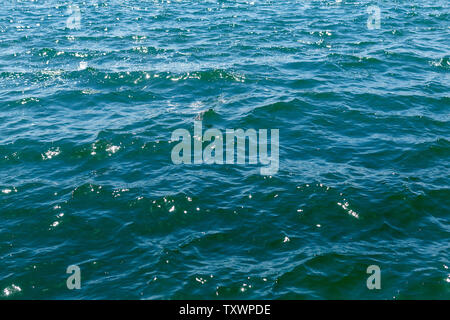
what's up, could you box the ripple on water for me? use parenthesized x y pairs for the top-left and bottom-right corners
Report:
(0, 0), (449, 299)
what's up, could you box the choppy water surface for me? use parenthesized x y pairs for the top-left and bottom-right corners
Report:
(0, 0), (449, 299)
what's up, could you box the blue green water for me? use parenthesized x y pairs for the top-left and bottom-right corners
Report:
(0, 0), (449, 299)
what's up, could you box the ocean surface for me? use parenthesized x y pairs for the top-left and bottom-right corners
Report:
(0, 0), (449, 299)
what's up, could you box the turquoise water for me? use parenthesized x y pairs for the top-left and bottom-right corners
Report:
(0, 0), (449, 299)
